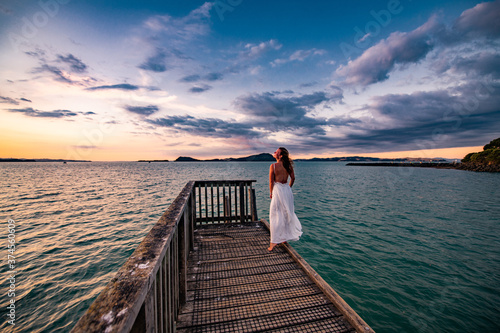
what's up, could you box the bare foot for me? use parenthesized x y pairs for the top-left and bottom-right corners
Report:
(268, 243), (277, 251)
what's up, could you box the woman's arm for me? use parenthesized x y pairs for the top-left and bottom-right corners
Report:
(269, 164), (274, 198)
(289, 166), (295, 187)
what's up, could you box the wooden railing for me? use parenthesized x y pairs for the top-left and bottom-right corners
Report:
(194, 180), (257, 224)
(71, 180), (257, 333)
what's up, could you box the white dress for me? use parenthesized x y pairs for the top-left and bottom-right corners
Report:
(269, 173), (303, 244)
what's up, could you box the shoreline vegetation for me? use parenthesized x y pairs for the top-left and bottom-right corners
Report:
(348, 137), (500, 173)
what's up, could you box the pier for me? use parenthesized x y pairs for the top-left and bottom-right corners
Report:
(71, 180), (374, 332)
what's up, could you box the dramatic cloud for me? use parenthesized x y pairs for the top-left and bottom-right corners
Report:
(322, 81), (500, 152)
(336, 16), (441, 85)
(337, 110), (500, 152)
(57, 54), (88, 73)
(453, 0), (500, 38)
(445, 52), (500, 78)
(123, 105), (159, 116)
(86, 83), (140, 91)
(146, 115), (260, 138)
(234, 91), (338, 118)
(233, 90), (346, 135)
(336, 2), (500, 86)
(143, 89), (354, 140)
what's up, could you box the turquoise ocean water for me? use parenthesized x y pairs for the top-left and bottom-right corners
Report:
(0, 161), (499, 332)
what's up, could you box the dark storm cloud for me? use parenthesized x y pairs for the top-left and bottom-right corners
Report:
(123, 105), (159, 115)
(309, 81), (500, 153)
(338, 109), (500, 152)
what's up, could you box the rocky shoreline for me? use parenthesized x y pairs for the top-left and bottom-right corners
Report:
(346, 162), (500, 173)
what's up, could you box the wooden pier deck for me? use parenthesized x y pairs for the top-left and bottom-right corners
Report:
(71, 180), (373, 333)
(177, 222), (359, 332)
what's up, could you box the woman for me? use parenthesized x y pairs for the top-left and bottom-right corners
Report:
(268, 147), (303, 251)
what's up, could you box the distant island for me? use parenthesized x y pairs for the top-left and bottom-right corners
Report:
(0, 158), (91, 162)
(138, 159), (169, 162)
(347, 137), (500, 173)
(165, 154), (448, 163)
(174, 153), (276, 162)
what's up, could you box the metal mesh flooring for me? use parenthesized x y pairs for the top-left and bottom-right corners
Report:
(176, 222), (356, 333)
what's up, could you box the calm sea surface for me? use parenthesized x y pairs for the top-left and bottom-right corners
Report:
(0, 161), (499, 332)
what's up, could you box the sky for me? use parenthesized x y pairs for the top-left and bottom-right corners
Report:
(0, 0), (499, 161)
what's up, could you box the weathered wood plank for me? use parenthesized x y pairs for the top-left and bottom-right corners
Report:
(177, 304), (350, 333)
(178, 222), (373, 333)
(261, 219), (375, 333)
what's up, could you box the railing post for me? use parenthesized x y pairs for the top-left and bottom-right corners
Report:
(224, 195), (230, 223)
(197, 184), (202, 225)
(144, 283), (155, 333)
(178, 210), (188, 305)
(189, 189), (195, 248)
(239, 182), (245, 223)
(249, 187), (258, 221)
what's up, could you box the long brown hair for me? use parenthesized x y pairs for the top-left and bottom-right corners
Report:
(279, 147), (294, 174)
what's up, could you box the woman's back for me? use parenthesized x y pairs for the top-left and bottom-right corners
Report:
(273, 162), (290, 184)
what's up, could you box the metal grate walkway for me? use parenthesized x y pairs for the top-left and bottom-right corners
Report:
(176, 222), (356, 332)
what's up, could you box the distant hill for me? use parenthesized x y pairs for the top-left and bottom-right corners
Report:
(175, 156), (200, 162)
(228, 153), (275, 161)
(173, 153), (448, 163)
(175, 153), (274, 162)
